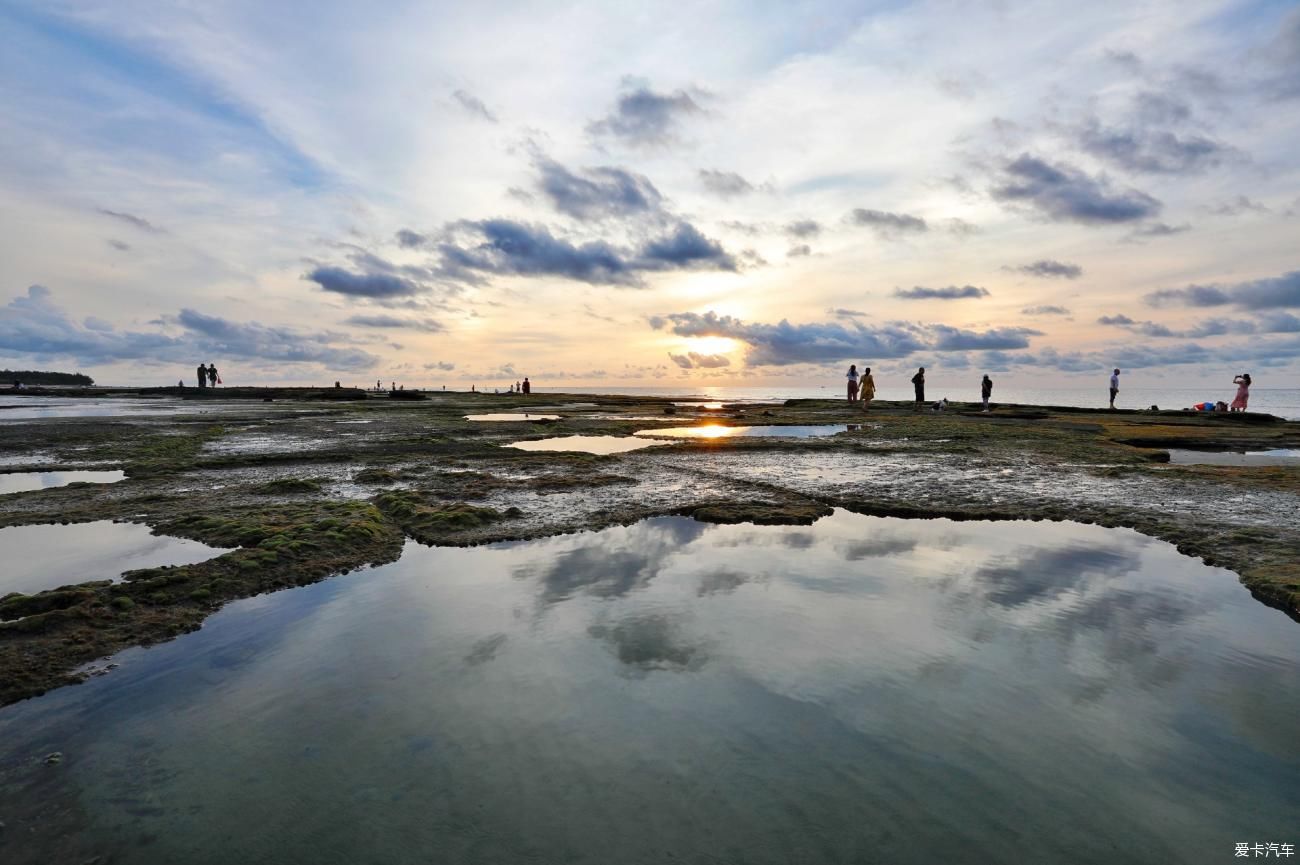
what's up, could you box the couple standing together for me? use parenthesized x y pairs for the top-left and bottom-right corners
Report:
(845, 364), (875, 408)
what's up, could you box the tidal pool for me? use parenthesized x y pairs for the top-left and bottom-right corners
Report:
(465, 413), (563, 421)
(0, 470), (126, 496)
(635, 423), (853, 439)
(0, 521), (224, 597)
(0, 512), (1296, 864)
(506, 435), (669, 454)
(1167, 448), (1300, 466)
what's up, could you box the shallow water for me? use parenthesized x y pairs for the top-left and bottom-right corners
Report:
(506, 435), (669, 454)
(635, 423), (852, 439)
(0, 512), (1295, 864)
(1167, 448), (1300, 466)
(465, 413), (563, 421)
(0, 521), (225, 597)
(0, 470), (125, 495)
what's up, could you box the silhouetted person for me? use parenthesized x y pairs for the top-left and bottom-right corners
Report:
(522, 377), (531, 394)
(981, 374), (993, 412)
(208, 364), (219, 387)
(911, 367), (925, 405)
(1109, 368), (1121, 409)
(196, 363), (208, 389)
(846, 364), (859, 402)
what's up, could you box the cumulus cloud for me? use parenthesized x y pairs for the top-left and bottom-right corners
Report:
(395, 229), (429, 248)
(1022, 305), (1071, 315)
(304, 265), (426, 299)
(991, 154), (1161, 224)
(894, 285), (990, 300)
(1009, 259), (1083, 279)
(784, 220), (821, 238)
(536, 158), (664, 220)
(649, 310), (1037, 366)
(1143, 269), (1300, 310)
(787, 244), (812, 258)
(668, 351), (731, 369)
(435, 219), (735, 287)
(1079, 120), (1233, 175)
(424, 361), (456, 371)
(344, 314), (445, 332)
(0, 285), (377, 370)
(587, 82), (704, 145)
(452, 89), (497, 122)
(848, 208), (928, 239)
(1098, 314), (1136, 325)
(698, 169), (754, 198)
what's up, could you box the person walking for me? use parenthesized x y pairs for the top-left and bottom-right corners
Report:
(981, 374), (993, 412)
(911, 367), (926, 406)
(196, 363), (208, 389)
(1230, 373), (1252, 412)
(1109, 368), (1121, 410)
(208, 364), (220, 388)
(860, 367), (876, 411)
(846, 364), (859, 402)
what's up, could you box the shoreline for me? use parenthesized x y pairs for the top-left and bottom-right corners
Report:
(1, 389), (1298, 707)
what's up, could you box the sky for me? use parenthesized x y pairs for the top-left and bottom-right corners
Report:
(1, 0), (1298, 390)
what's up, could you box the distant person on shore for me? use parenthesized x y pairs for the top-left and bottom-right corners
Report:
(1230, 374), (1252, 412)
(516, 380), (522, 393)
(208, 364), (220, 387)
(981, 374), (993, 412)
(860, 367), (875, 410)
(1108, 368), (1121, 409)
(911, 367), (926, 406)
(196, 363), (208, 389)
(846, 364), (859, 402)
(522, 377), (531, 394)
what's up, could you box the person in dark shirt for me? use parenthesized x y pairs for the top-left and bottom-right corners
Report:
(522, 377), (531, 394)
(911, 367), (925, 406)
(981, 374), (993, 412)
(208, 364), (219, 387)
(196, 363), (208, 388)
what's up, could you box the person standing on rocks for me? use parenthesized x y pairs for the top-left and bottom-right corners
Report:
(981, 374), (993, 412)
(522, 377), (531, 394)
(911, 367), (926, 407)
(208, 364), (220, 387)
(1109, 368), (1121, 410)
(860, 367), (875, 411)
(196, 363), (208, 389)
(1230, 373), (1252, 412)
(846, 364), (859, 402)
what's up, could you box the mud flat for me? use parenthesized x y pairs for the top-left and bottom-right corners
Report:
(0, 388), (1297, 706)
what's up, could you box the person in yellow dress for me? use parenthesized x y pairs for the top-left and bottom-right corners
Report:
(859, 366), (876, 411)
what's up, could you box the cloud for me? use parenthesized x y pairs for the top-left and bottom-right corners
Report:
(1143, 270), (1300, 310)
(827, 308), (867, 317)
(848, 208), (928, 239)
(1098, 314), (1136, 325)
(698, 169), (754, 198)
(536, 157), (663, 220)
(424, 361), (456, 371)
(649, 310), (1037, 366)
(894, 285), (990, 300)
(1021, 305), (1071, 315)
(0, 285), (377, 371)
(1079, 120), (1233, 175)
(436, 219), (735, 287)
(991, 154), (1161, 224)
(395, 229), (428, 248)
(304, 265), (426, 299)
(1124, 221), (1192, 241)
(344, 314), (445, 332)
(787, 244), (812, 258)
(668, 351), (731, 369)
(1009, 259), (1083, 279)
(96, 208), (164, 234)
(784, 220), (821, 239)
(1207, 196), (1269, 216)
(587, 82), (704, 145)
(944, 217), (981, 236)
(452, 89), (497, 122)
(107, 239), (131, 252)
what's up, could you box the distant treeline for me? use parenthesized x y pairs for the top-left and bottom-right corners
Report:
(3, 370), (95, 386)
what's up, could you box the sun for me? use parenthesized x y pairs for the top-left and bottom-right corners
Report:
(684, 336), (736, 355)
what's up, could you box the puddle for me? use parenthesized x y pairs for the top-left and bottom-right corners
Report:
(635, 424), (852, 439)
(0, 521), (225, 597)
(465, 413), (563, 421)
(203, 435), (328, 455)
(0, 397), (255, 421)
(0, 470), (125, 495)
(0, 511), (1295, 864)
(506, 435), (671, 454)
(1167, 448), (1300, 466)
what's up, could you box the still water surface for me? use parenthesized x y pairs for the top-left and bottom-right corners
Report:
(0, 470), (125, 495)
(506, 435), (668, 454)
(0, 512), (1296, 864)
(636, 424), (853, 439)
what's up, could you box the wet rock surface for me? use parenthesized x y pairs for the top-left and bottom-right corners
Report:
(0, 388), (1297, 705)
